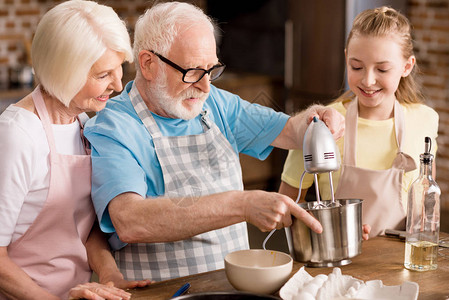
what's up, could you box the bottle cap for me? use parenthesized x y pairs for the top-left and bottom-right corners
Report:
(421, 136), (433, 164)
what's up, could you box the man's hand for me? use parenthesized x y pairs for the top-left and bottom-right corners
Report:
(271, 104), (345, 149)
(305, 105), (345, 140)
(242, 190), (322, 233)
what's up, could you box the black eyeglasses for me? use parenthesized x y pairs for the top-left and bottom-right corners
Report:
(150, 50), (226, 83)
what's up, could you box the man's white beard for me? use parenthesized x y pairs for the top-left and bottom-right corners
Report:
(149, 70), (209, 120)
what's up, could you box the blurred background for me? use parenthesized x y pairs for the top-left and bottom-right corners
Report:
(1, 0), (448, 249)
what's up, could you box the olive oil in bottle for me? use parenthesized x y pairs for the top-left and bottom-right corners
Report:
(404, 240), (438, 270)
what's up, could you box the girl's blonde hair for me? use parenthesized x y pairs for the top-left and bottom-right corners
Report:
(337, 6), (423, 104)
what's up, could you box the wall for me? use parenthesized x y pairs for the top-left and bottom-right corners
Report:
(0, 0), (41, 89)
(408, 0), (449, 213)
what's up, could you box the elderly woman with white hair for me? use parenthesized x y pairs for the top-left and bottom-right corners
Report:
(0, 1), (151, 299)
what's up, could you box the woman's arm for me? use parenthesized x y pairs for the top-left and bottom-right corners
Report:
(0, 246), (135, 300)
(85, 223), (153, 289)
(0, 247), (59, 300)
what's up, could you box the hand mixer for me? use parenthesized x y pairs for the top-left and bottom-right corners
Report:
(303, 116), (340, 208)
(263, 116), (340, 249)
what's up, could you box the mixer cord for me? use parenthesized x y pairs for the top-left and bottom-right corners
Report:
(262, 170), (307, 250)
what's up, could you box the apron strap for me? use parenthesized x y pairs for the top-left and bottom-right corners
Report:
(391, 100), (416, 171)
(343, 98), (414, 170)
(32, 86), (90, 155)
(343, 100), (357, 166)
(393, 100), (406, 151)
(32, 86), (57, 153)
(129, 82), (162, 139)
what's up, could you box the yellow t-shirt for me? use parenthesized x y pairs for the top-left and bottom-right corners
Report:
(281, 100), (439, 212)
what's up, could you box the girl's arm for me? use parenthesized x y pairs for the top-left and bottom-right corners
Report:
(278, 181), (307, 203)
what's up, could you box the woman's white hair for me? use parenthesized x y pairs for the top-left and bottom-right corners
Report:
(133, 1), (217, 76)
(31, 0), (133, 106)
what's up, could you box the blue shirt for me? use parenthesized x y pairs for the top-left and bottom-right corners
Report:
(84, 81), (289, 233)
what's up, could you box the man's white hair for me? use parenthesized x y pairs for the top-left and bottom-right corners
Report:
(133, 1), (217, 76)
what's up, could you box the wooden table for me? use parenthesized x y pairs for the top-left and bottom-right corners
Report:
(128, 234), (449, 299)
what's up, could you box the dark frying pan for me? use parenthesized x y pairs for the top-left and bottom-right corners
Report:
(172, 291), (280, 299)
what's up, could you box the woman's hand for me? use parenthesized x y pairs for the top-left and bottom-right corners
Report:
(99, 269), (153, 289)
(101, 273), (153, 289)
(68, 281), (131, 300)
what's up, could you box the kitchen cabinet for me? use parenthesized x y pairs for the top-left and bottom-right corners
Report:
(285, 0), (346, 112)
(213, 72), (286, 191)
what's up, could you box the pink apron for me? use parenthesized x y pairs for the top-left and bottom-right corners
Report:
(335, 99), (416, 237)
(5, 87), (95, 299)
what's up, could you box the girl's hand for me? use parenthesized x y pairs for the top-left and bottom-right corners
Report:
(362, 224), (371, 240)
(68, 281), (131, 300)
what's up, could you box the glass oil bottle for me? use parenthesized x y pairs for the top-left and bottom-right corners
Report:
(404, 137), (440, 271)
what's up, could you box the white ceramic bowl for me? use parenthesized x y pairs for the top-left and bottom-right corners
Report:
(224, 249), (293, 295)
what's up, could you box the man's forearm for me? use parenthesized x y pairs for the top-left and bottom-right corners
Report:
(108, 191), (245, 244)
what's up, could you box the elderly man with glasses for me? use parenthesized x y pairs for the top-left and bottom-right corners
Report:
(84, 2), (344, 282)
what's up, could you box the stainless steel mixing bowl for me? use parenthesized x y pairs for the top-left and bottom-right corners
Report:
(287, 199), (363, 267)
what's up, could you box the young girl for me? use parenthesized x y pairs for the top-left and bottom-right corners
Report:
(279, 6), (438, 237)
